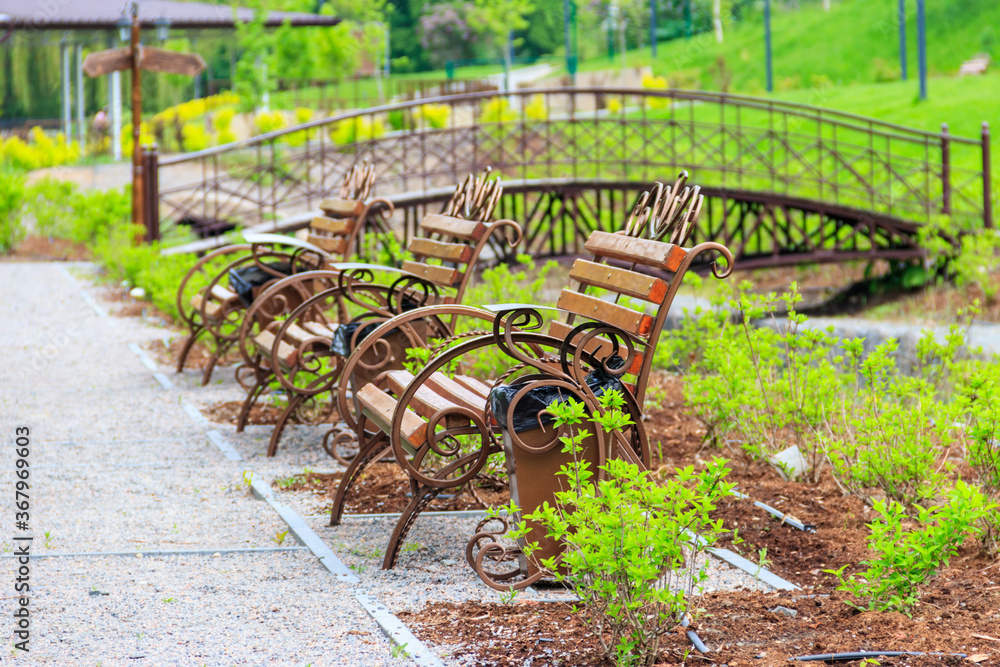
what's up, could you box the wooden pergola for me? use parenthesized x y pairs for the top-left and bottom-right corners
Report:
(0, 0), (339, 156)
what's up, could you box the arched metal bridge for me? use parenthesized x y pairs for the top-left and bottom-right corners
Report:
(151, 87), (993, 268)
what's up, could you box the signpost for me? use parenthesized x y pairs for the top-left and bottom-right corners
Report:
(83, 3), (205, 240)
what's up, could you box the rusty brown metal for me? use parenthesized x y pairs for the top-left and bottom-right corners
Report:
(231, 170), (516, 458)
(154, 87), (988, 264)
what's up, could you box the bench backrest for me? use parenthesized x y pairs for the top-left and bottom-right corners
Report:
(305, 161), (380, 260)
(546, 173), (732, 408)
(401, 167), (518, 307)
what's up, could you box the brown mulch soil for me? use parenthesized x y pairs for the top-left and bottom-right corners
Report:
(1, 235), (91, 261)
(273, 462), (508, 514)
(200, 400), (287, 426)
(400, 374), (1000, 666)
(144, 336), (241, 372)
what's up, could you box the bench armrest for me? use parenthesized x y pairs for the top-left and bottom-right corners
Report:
(243, 232), (329, 257)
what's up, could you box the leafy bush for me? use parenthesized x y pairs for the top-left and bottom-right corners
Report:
(0, 129), (81, 170)
(181, 123), (211, 152)
(0, 171), (27, 253)
(524, 95), (547, 121)
(213, 108), (238, 145)
(506, 392), (733, 667)
(683, 285), (842, 480)
(254, 110), (286, 135)
(823, 338), (955, 507)
(641, 73), (670, 110)
(415, 103), (450, 129)
(953, 231), (1000, 304)
(329, 116), (386, 144)
(479, 98), (517, 124)
(23, 177), (76, 237)
(962, 374), (1000, 554)
(830, 481), (993, 612)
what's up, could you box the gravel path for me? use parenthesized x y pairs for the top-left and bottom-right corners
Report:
(1, 261), (774, 666)
(0, 262), (413, 666)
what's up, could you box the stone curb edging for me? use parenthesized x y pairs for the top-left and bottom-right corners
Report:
(247, 474), (359, 584)
(706, 547), (799, 591)
(356, 593), (445, 667)
(72, 268), (447, 667)
(1, 547), (308, 559)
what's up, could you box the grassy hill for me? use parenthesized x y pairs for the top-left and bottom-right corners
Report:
(593, 0), (1000, 94)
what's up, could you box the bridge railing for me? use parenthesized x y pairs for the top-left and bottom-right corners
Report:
(151, 87), (991, 239)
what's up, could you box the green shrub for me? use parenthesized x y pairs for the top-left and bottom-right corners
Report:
(181, 123), (211, 152)
(415, 103), (450, 129)
(824, 338), (956, 507)
(829, 481), (993, 613)
(962, 374), (1000, 554)
(479, 98), (517, 124)
(329, 116), (386, 144)
(0, 171), (27, 253)
(505, 391), (733, 667)
(24, 177), (77, 237)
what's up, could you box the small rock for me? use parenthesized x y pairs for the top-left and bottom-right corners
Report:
(88, 590), (109, 597)
(130, 287), (147, 299)
(768, 605), (797, 618)
(212, 552), (221, 558)
(769, 445), (809, 481)
(441, 559), (457, 567)
(135, 553), (144, 559)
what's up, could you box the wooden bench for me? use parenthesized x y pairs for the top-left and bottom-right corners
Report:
(174, 162), (390, 385)
(232, 169), (517, 457)
(329, 174), (736, 578)
(960, 55), (990, 76)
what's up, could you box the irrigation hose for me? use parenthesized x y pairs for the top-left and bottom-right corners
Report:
(790, 651), (967, 662)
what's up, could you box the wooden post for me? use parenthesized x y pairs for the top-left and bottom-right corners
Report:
(144, 144), (160, 241)
(131, 4), (144, 234)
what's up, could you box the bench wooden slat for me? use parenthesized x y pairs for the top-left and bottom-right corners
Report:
(584, 231), (688, 272)
(420, 213), (487, 242)
(357, 383), (426, 448)
(401, 260), (461, 287)
(254, 330), (297, 367)
(547, 320), (644, 375)
(209, 284), (239, 302)
(319, 197), (364, 217)
(384, 370), (464, 420)
(191, 293), (223, 320)
(303, 321), (336, 338)
(283, 323), (314, 346)
(453, 376), (494, 400)
(424, 372), (488, 414)
(556, 289), (654, 338)
(408, 238), (475, 264)
(307, 234), (348, 254)
(310, 215), (355, 235)
(569, 259), (668, 304)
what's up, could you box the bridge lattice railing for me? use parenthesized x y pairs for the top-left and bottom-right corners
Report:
(152, 87), (991, 240)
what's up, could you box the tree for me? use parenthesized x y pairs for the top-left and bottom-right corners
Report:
(467, 0), (535, 87)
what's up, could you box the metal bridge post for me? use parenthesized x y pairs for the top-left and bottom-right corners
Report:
(983, 122), (993, 229)
(941, 123), (951, 215)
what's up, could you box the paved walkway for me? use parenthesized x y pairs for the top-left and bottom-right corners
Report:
(0, 262), (415, 666)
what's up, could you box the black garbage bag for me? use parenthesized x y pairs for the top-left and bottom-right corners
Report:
(489, 355), (626, 434)
(228, 262), (293, 307)
(329, 296), (424, 357)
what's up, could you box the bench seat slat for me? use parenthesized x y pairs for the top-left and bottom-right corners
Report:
(303, 321), (336, 338)
(191, 293), (223, 320)
(424, 372), (488, 413)
(569, 259), (668, 304)
(384, 370), (464, 420)
(555, 289), (654, 338)
(357, 383), (426, 448)
(209, 284), (239, 302)
(584, 231), (688, 272)
(307, 234), (348, 254)
(453, 376), (494, 400)
(254, 330), (297, 367)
